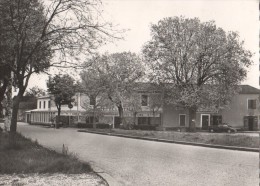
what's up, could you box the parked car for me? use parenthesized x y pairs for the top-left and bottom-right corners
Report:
(208, 123), (237, 133)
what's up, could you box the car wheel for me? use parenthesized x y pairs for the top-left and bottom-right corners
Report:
(227, 129), (231, 133)
(210, 129), (214, 133)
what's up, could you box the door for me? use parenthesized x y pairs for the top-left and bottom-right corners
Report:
(114, 117), (121, 128)
(179, 115), (186, 126)
(201, 114), (210, 129)
(27, 114), (31, 124)
(248, 116), (254, 131)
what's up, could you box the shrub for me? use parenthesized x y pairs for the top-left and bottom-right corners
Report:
(133, 125), (157, 130)
(77, 122), (110, 129)
(96, 123), (110, 129)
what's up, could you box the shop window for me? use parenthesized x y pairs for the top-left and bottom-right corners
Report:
(138, 117), (151, 125)
(248, 99), (256, 109)
(141, 95), (148, 106)
(86, 116), (98, 124)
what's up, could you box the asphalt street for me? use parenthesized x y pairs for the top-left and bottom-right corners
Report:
(10, 123), (259, 186)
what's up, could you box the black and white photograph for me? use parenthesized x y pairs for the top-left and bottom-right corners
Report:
(0, 0), (259, 185)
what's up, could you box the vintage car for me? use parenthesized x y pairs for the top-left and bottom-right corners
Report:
(208, 123), (237, 133)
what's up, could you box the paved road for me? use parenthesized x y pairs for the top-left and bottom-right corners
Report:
(13, 123), (259, 186)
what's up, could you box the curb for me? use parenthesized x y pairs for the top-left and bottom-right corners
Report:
(91, 165), (119, 186)
(78, 129), (259, 153)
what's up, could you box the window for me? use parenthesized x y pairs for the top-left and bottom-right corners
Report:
(39, 101), (41, 109)
(89, 95), (96, 106)
(43, 101), (45, 109)
(212, 115), (222, 126)
(141, 95), (148, 106)
(248, 99), (256, 109)
(48, 101), (51, 108)
(86, 116), (98, 124)
(138, 117), (151, 125)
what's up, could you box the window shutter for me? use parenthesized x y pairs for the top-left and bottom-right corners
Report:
(253, 100), (256, 109)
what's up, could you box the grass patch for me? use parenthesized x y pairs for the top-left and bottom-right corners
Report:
(0, 131), (92, 174)
(92, 129), (259, 148)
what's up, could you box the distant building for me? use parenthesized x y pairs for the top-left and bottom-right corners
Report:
(163, 85), (260, 131)
(17, 96), (37, 122)
(26, 94), (84, 125)
(26, 84), (260, 131)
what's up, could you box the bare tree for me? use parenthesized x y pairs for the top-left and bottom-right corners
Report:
(80, 66), (109, 129)
(0, 0), (119, 133)
(83, 53), (145, 126)
(100, 52), (144, 126)
(143, 16), (252, 130)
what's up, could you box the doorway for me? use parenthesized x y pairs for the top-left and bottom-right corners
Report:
(179, 114), (186, 126)
(248, 116), (254, 131)
(201, 114), (210, 129)
(114, 117), (121, 128)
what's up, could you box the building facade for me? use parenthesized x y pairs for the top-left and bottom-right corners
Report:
(26, 84), (260, 131)
(162, 85), (260, 131)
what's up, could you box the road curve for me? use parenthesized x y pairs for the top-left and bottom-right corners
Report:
(16, 123), (258, 186)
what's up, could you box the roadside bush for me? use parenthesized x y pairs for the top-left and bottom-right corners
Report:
(133, 125), (157, 130)
(77, 122), (110, 129)
(236, 128), (247, 132)
(96, 123), (110, 129)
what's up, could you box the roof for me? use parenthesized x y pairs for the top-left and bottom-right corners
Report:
(19, 96), (37, 109)
(134, 83), (260, 95)
(133, 82), (160, 92)
(238, 85), (260, 94)
(37, 95), (51, 99)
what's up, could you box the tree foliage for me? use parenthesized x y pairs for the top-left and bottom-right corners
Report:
(143, 16), (252, 128)
(47, 74), (77, 107)
(25, 86), (46, 97)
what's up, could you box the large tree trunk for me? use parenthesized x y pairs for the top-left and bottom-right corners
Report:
(188, 106), (197, 132)
(93, 106), (96, 129)
(10, 95), (21, 133)
(9, 91), (24, 148)
(4, 79), (12, 132)
(133, 111), (137, 125)
(117, 104), (124, 126)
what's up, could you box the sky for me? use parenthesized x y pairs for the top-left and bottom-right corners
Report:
(28, 0), (259, 90)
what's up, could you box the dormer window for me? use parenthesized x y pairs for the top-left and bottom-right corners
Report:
(248, 99), (256, 109)
(141, 95), (148, 106)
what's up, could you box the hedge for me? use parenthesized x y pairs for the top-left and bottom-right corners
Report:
(77, 122), (110, 129)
